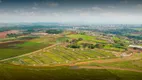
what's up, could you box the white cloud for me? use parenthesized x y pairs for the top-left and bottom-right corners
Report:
(51, 12), (63, 17)
(79, 12), (90, 16)
(32, 7), (38, 10)
(92, 7), (103, 11)
(100, 12), (133, 18)
(108, 6), (115, 9)
(20, 12), (35, 16)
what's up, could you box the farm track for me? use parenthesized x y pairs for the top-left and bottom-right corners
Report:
(0, 43), (60, 62)
(7, 57), (142, 73)
(25, 56), (141, 67)
(0, 42), (142, 73)
(0, 39), (29, 44)
(78, 66), (142, 73)
(74, 57), (142, 65)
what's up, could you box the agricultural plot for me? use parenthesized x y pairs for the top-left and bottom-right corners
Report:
(67, 34), (107, 43)
(0, 35), (61, 60)
(4, 45), (116, 66)
(79, 53), (142, 71)
(2, 64), (141, 80)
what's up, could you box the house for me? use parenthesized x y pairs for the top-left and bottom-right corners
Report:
(128, 45), (142, 53)
(31, 33), (48, 36)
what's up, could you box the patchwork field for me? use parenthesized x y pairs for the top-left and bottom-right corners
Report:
(1, 64), (142, 80)
(3, 45), (116, 66)
(0, 35), (61, 60)
(0, 31), (142, 80)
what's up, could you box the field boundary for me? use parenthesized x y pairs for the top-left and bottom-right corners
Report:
(0, 43), (60, 62)
(78, 66), (142, 73)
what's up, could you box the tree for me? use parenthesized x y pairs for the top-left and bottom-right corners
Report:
(68, 44), (80, 48)
(95, 43), (104, 48)
(78, 38), (83, 41)
(88, 44), (95, 49)
(7, 33), (18, 38)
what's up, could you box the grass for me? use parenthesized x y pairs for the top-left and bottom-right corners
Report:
(0, 43), (46, 60)
(0, 35), (60, 60)
(0, 32), (142, 80)
(56, 37), (69, 43)
(83, 53), (142, 71)
(88, 59), (142, 71)
(0, 64), (142, 80)
(68, 34), (107, 43)
(4, 45), (116, 66)
(104, 44), (125, 52)
(67, 34), (95, 41)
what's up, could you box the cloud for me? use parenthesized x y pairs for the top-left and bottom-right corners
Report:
(32, 7), (38, 10)
(20, 12), (35, 16)
(51, 12), (63, 17)
(47, 2), (59, 7)
(120, 0), (128, 4)
(34, 2), (38, 6)
(0, 0), (2, 3)
(79, 12), (90, 16)
(100, 12), (131, 17)
(108, 6), (115, 9)
(92, 7), (103, 11)
(135, 4), (142, 8)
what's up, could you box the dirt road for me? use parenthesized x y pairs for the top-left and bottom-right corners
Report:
(78, 66), (142, 73)
(0, 43), (60, 62)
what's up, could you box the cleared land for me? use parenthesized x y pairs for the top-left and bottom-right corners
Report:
(0, 35), (60, 60)
(0, 31), (142, 80)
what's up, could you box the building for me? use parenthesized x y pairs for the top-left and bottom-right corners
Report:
(31, 33), (48, 36)
(128, 45), (142, 53)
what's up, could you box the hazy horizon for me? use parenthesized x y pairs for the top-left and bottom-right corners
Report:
(1, 0), (142, 24)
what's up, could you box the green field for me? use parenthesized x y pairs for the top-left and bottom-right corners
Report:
(0, 35), (60, 60)
(0, 64), (142, 80)
(4, 45), (116, 66)
(0, 31), (142, 80)
(67, 34), (107, 43)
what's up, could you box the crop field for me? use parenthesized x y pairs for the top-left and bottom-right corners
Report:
(0, 31), (142, 80)
(0, 63), (142, 80)
(67, 34), (107, 43)
(0, 35), (61, 60)
(88, 57), (142, 70)
(4, 45), (116, 66)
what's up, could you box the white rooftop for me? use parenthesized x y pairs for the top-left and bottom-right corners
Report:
(129, 45), (142, 49)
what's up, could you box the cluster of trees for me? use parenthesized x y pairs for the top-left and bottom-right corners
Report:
(79, 32), (86, 35)
(81, 43), (105, 49)
(104, 28), (142, 40)
(0, 27), (18, 32)
(46, 29), (63, 34)
(113, 39), (127, 49)
(67, 38), (83, 44)
(67, 37), (106, 49)
(127, 35), (142, 40)
(7, 33), (18, 38)
(104, 28), (137, 35)
(67, 38), (83, 48)
(67, 44), (80, 48)
(68, 43), (105, 49)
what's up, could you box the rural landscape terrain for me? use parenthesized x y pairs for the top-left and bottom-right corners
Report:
(0, 23), (142, 80)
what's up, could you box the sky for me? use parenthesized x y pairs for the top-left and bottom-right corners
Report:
(0, 0), (142, 24)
